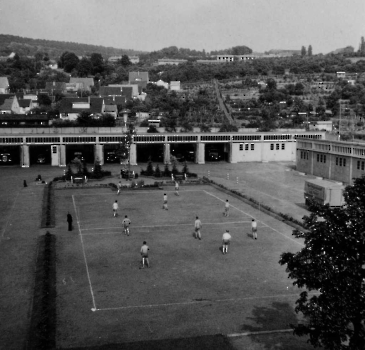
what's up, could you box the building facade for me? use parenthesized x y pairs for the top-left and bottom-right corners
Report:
(296, 138), (365, 185)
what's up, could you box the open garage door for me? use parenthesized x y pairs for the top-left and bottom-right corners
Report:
(137, 144), (164, 163)
(205, 143), (226, 162)
(0, 145), (21, 166)
(29, 145), (52, 165)
(66, 145), (94, 164)
(170, 143), (195, 162)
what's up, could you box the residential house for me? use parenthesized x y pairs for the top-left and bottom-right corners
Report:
(156, 80), (169, 89)
(59, 97), (104, 120)
(99, 86), (123, 96)
(109, 84), (137, 98)
(18, 98), (35, 114)
(0, 77), (10, 94)
(45, 82), (67, 95)
(170, 81), (181, 91)
(129, 56), (139, 64)
(157, 58), (187, 66)
(129, 71), (149, 85)
(0, 94), (20, 114)
(69, 77), (94, 92)
(104, 95), (126, 107)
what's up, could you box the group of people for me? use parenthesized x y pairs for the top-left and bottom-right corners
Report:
(112, 200), (131, 235)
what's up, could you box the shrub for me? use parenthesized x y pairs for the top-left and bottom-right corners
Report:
(154, 164), (161, 177)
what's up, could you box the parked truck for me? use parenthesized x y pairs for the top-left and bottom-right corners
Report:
(304, 179), (345, 207)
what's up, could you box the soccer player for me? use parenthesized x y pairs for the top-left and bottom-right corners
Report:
(162, 193), (168, 210)
(122, 215), (131, 236)
(140, 241), (150, 268)
(112, 200), (119, 217)
(117, 181), (122, 195)
(224, 199), (230, 217)
(175, 181), (179, 196)
(194, 216), (202, 240)
(251, 218), (257, 240)
(222, 230), (232, 254)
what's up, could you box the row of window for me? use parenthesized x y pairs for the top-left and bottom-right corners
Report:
(167, 135), (198, 142)
(270, 143), (286, 150)
(133, 136), (164, 143)
(357, 161), (365, 170)
(25, 137), (61, 143)
(300, 151), (309, 160)
(239, 143), (255, 151)
(336, 157), (346, 167)
(232, 135), (261, 141)
(63, 137), (96, 143)
(332, 145), (352, 154)
(0, 137), (23, 143)
(317, 154), (327, 163)
(264, 134), (291, 140)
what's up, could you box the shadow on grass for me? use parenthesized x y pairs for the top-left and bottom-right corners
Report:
(68, 334), (235, 350)
(237, 301), (317, 350)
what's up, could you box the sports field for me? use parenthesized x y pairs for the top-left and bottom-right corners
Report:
(54, 184), (307, 348)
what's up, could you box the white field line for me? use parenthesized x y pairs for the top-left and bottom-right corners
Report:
(203, 190), (304, 247)
(94, 292), (304, 312)
(72, 195), (97, 311)
(73, 189), (205, 197)
(228, 329), (293, 338)
(80, 221), (254, 233)
(1, 190), (20, 240)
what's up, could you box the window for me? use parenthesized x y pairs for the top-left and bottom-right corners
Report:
(323, 155), (326, 163)
(270, 144), (274, 150)
(245, 144), (249, 151)
(336, 157), (338, 165)
(251, 144), (254, 150)
(281, 143), (285, 150)
(339, 158), (342, 166)
(276, 143), (279, 150)
(317, 154), (320, 162)
(362, 162), (365, 171)
(320, 155), (323, 162)
(358, 160), (360, 169)
(239, 143), (243, 151)
(343, 159), (346, 167)
(52, 146), (57, 154)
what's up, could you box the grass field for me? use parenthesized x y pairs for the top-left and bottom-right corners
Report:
(53, 183), (312, 349)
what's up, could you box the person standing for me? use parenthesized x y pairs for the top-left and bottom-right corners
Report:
(122, 215), (131, 236)
(117, 181), (122, 195)
(222, 230), (232, 254)
(194, 216), (202, 240)
(140, 241), (150, 268)
(112, 200), (119, 217)
(224, 199), (230, 217)
(175, 181), (179, 196)
(67, 212), (73, 231)
(162, 193), (168, 210)
(251, 219), (258, 240)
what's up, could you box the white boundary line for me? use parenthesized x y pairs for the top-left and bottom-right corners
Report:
(203, 190), (304, 246)
(72, 195), (97, 311)
(94, 293), (303, 311)
(228, 329), (293, 338)
(80, 221), (255, 233)
(73, 189), (205, 197)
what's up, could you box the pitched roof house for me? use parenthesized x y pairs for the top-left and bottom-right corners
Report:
(69, 78), (94, 92)
(45, 82), (67, 94)
(129, 71), (149, 84)
(0, 94), (20, 114)
(0, 77), (10, 94)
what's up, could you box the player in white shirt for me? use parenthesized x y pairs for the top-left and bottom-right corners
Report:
(222, 230), (232, 254)
(112, 200), (118, 217)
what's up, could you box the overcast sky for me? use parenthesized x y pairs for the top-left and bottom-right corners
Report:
(0, 0), (364, 54)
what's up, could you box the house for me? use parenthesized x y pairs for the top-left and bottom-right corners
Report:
(18, 99), (34, 114)
(109, 84), (138, 98)
(45, 82), (67, 95)
(129, 71), (149, 84)
(69, 78), (94, 92)
(103, 95), (126, 107)
(0, 77), (10, 94)
(170, 81), (181, 91)
(99, 86), (123, 96)
(157, 58), (187, 66)
(129, 56), (139, 64)
(59, 97), (104, 120)
(337, 72), (346, 79)
(0, 94), (20, 114)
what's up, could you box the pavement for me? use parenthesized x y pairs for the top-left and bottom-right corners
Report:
(0, 160), (314, 350)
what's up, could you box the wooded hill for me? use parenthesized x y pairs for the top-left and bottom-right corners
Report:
(0, 34), (144, 59)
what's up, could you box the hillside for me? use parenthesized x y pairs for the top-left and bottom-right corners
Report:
(0, 34), (145, 59)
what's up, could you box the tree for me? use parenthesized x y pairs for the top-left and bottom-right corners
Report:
(58, 51), (79, 73)
(77, 57), (93, 77)
(279, 176), (365, 349)
(120, 55), (131, 67)
(308, 45), (313, 57)
(90, 53), (104, 75)
(301, 46), (307, 57)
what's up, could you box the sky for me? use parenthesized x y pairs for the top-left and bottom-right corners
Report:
(0, 0), (364, 54)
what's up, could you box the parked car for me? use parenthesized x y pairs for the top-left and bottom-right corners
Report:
(0, 153), (12, 164)
(36, 154), (46, 164)
(120, 168), (137, 179)
(208, 149), (221, 161)
(105, 152), (119, 163)
(74, 152), (84, 161)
